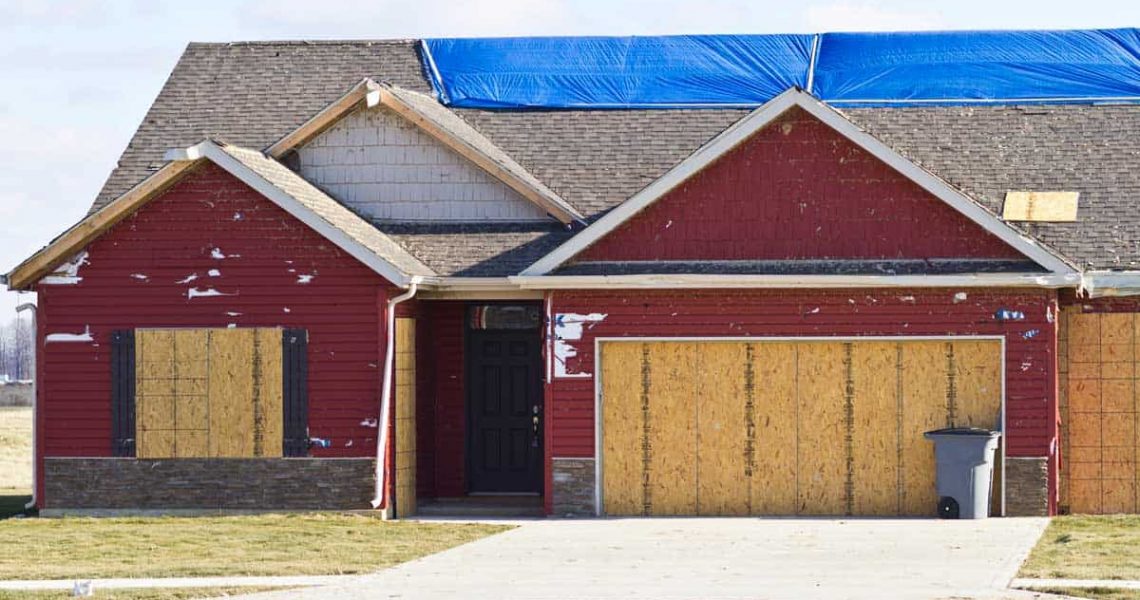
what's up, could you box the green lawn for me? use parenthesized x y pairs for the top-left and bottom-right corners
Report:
(0, 513), (510, 580)
(0, 587), (288, 600)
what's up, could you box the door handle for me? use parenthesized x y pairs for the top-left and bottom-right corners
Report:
(532, 405), (541, 447)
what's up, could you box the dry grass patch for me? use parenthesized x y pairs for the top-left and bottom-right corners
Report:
(0, 513), (510, 580)
(0, 407), (31, 494)
(0, 587), (289, 600)
(1020, 515), (1140, 580)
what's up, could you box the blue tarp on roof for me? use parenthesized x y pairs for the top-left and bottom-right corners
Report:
(814, 29), (1140, 105)
(421, 35), (814, 108)
(420, 29), (1140, 109)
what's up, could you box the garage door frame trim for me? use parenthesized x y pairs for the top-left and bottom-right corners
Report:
(592, 335), (1008, 517)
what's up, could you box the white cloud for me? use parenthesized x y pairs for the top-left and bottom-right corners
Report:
(803, 1), (945, 32)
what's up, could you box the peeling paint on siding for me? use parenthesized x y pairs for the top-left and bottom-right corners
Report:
(553, 313), (607, 378)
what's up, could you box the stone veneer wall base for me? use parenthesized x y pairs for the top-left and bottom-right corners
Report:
(44, 457), (375, 510)
(1004, 457), (1050, 517)
(552, 458), (596, 516)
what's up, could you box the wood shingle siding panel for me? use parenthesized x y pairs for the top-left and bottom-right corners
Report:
(298, 106), (548, 222)
(575, 108), (1027, 264)
(549, 288), (1058, 512)
(36, 165), (390, 472)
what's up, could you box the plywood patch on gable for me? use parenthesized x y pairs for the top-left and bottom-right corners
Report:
(297, 106), (548, 222)
(1003, 191), (1079, 222)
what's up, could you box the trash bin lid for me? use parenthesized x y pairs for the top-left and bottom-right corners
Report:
(924, 427), (1001, 437)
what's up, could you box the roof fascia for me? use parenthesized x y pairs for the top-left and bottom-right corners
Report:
(7, 140), (430, 290)
(1083, 271), (1140, 297)
(264, 79), (582, 225)
(510, 272), (1082, 290)
(521, 88), (1076, 276)
(5, 160), (200, 290)
(375, 87), (582, 224)
(266, 78), (382, 158)
(195, 141), (420, 287)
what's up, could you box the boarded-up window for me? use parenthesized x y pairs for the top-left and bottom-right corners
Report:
(134, 328), (286, 458)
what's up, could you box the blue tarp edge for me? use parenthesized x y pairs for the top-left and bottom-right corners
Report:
(421, 29), (1140, 109)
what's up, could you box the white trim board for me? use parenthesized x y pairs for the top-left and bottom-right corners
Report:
(512, 272), (1080, 290)
(521, 88), (1076, 277)
(590, 334), (1007, 517)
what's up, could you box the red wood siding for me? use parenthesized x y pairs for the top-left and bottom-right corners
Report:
(576, 107), (1025, 263)
(430, 302), (467, 497)
(548, 288), (1058, 461)
(412, 301), (466, 498)
(36, 164), (390, 465)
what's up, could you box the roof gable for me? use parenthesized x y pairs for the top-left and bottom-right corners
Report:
(568, 106), (1029, 267)
(7, 141), (433, 290)
(522, 89), (1076, 276)
(296, 102), (548, 222)
(267, 79), (582, 224)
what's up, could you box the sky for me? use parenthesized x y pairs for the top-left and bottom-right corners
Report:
(1, 0), (1138, 318)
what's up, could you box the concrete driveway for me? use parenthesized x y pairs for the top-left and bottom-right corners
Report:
(240, 517), (1049, 600)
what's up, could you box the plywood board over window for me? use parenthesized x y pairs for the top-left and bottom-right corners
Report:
(135, 328), (284, 458)
(599, 338), (1003, 517)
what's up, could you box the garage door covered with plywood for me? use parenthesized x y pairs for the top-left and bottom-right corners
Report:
(600, 339), (1002, 517)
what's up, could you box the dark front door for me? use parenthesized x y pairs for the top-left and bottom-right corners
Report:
(466, 307), (543, 494)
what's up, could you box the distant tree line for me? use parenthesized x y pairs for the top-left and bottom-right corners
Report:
(0, 316), (34, 381)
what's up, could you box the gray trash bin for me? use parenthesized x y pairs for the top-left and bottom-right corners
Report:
(923, 427), (1001, 519)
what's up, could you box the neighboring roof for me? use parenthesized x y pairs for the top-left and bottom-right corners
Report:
(93, 40), (431, 214)
(378, 222), (574, 277)
(521, 89), (1075, 277)
(7, 140), (433, 290)
(82, 40), (1140, 279)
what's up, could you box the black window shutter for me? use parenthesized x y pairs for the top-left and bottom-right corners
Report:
(282, 329), (309, 457)
(110, 330), (136, 457)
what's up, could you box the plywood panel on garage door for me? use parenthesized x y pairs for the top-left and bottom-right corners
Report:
(600, 339), (1002, 517)
(1061, 310), (1140, 514)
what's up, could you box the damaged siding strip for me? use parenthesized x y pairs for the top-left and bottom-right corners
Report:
(553, 313), (608, 378)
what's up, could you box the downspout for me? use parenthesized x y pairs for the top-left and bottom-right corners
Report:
(15, 301), (36, 511)
(371, 280), (420, 510)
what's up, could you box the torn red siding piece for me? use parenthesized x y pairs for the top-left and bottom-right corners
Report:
(36, 164), (393, 464)
(577, 108), (1027, 263)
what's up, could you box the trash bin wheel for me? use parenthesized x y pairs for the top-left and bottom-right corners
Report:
(938, 496), (960, 519)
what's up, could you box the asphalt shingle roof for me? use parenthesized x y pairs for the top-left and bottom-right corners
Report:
(89, 40), (1140, 275)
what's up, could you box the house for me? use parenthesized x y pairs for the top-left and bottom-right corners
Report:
(7, 31), (1140, 518)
